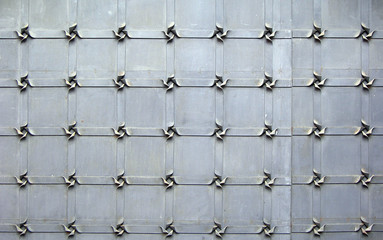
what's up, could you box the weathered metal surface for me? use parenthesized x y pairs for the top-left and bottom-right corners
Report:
(0, 0), (383, 239)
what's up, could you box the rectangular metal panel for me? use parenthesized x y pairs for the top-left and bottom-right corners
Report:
(0, 0), (382, 239)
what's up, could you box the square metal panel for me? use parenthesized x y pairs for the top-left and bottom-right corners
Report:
(77, 0), (117, 30)
(223, 137), (264, 177)
(76, 39), (117, 78)
(76, 137), (116, 176)
(126, 0), (166, 31)
(125, 88), (166, 128)
(29, 0), (69, 30)
(28, 136), (67, 176)
(224, 0), (264, 30)
(28, 88), (67, 128)
(125, 137), (166, 177)
(0, 88), (19, 127)
(175, 0), (215, 31)
(175, 39), (215, 78)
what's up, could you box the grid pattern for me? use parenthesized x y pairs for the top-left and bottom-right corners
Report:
(0, 0), (383, 239)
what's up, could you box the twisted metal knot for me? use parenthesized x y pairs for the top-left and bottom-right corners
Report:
(356, 23), (375, 42)
(215, 24), (229, 42)
(160, 220), (176, 238)
(306, 218), (325, 236)
(310, 22), (325, 42)
(64, 121), (78, 140)
(15, 123), (31, 140)
(307, 120), (326, 138)
(354, 119), (373, 138)
(163, 22), (179, 42)
(215, 75), (228, 90)
(355, 168), (374, 188)
(161, 170), (175, 189)
(355, 217), (374, 236)
(262, 219), (276, 237)
(112, 170), (126, 188)
(15, 170), (29, 187)
(65, 72), (80, 91)
(213, 173), (228, 188)
(307, 71), (327, 90)
(263, 23), (276, 42)
(212, 220), (227, 238)
(15, 219), (30, 236)
(16, 24), (30, 42)
(113, 71), (127, 90)
(263, 169), (276, 189)
(63, 170), (77, 188)
(260, 72), (276, 90)
(162, 74), (177, 91)
(63, 218), (77, 237)
(16, 73), (30, 91)
(307, 169), (325, 187)
(214, 121), (228, 140)
(263, 122), (277, 138)
(64, 23), (78, 41)
(113, 23), (127, 41)
(355, 71), (375, 90)
(162, 123), (178, 140)
(112, 122), (127, 139)
(111, 218), (126, 236)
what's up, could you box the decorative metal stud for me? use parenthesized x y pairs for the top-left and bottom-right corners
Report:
(160, 220), (175, 238)
(214, 121), (228, 140)
(215, 23), (229, 42)
(15, 123), (31, 140)
(16, 73), (30, 91)
(212, 219), (227, 238)
(356, 23), (375, 42)
(162, 74), (177, 91)
(63, 170), (77, 188)
(307, 169), (326, 187)
(111, 218), (126, 236)
(355, 216), (374, 236)
(355, 168), (374, 188)
(162, 123), (178, 140)
(306, 218), (325, 236)
(163, 22), (179, 42)
(213, 173), (228, 188)
(355, 71), (375, 90)
(307, 71), (326, 90)
(113, 71), (127, 90)
(15, 170), (29, 187)
(354, 119), (373, 138)
(215, 75), (228, 90)
(64, 23), (78, 41)
(113, 23), (127, 41)
(16, 24), (30, 42)
(112, 122), (127, 139)
(15, 219), (29, 236)
(64, 121), (78, 140)
(161, 170), (175, 189)
(65, 72), (80, 91)
(112, 170), (126, 188)
(263, 23), (276, 42)
(62, 218), (77, 237)
(307, 120), (326, 138)
(262, 219), (276, 237)
(263, 121), (277, 138)
(310, 22), (325, 42)
(259, 72), (276, 90)
(263, 169), (276, 189)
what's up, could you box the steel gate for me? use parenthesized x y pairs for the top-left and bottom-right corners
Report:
(0, 0), (383, 239)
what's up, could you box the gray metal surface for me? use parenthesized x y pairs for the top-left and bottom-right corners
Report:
(0, 0), (383, 239)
